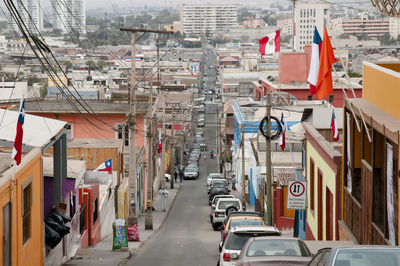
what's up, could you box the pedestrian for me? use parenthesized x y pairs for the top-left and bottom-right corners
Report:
(232, 174), (236, 191)
(174, 171), (178, 183)
(179, 169), (184, 183)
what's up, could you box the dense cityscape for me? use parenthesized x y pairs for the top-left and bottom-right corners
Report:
(0, 0), (399, 266)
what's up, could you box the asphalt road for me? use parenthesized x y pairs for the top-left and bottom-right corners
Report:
(126, 56), (221, 265)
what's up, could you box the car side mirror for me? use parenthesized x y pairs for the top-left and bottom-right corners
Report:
(230, 253), (239, 260)
(243, 206), (246, 211)
(219, 241), (223, 252)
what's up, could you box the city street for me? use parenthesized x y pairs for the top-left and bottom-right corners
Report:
(126, 48), (221, 266)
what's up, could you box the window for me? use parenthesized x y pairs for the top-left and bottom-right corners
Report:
(310, 159), (315, 211)
(93, 198), (98, 223)
(329, 95), (334, 102)
(308, 95), (312, 101)
(23, 182), (32, 244)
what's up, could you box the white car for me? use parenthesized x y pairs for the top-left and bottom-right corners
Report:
(184, 166), (198, 180)
(210, 195), (234, 221)
(219, 226), (281, 266)
(207, 173), (223, 187)
(212, 198), (242, 230)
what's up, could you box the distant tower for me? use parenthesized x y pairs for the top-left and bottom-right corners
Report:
(51, 0), (86, 35)
(10, 0), (43, 34)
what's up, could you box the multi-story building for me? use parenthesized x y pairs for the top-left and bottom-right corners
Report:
(180, 4), (238, 36)
(51, 0), (86, 35)
(294, 2), (330, 51)
(10, 0), (43, 33)
(341, 15), (389, 38)
(277, 17), (293, 35)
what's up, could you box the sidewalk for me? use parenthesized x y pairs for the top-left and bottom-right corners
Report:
(64, 182), (182, 266)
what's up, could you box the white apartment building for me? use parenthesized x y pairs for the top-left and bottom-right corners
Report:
(10, 0), (43, 34)
(180, 4), (238, 36)
(294, 2), (330, 51)
(51, 0), (86, 35)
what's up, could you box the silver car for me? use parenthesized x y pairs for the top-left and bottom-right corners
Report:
(184, 166), (198, 180)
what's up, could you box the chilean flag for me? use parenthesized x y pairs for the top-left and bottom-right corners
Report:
(158, 131), (162, 154)
(95, 159), (112, 174)
(331, 110), (339, 141)
(279, 113), (286, 151)
(12, 98), (25, 165)
(307, 27), (322, 95)
(258, 29), (280, 57)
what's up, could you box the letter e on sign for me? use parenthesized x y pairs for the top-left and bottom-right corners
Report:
(286, 181), (307, 210)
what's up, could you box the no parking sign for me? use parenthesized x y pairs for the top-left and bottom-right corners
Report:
(286, 181), (307, 210)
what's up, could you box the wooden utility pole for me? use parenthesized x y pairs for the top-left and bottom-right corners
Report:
(145, 70), (154, 230)
(216, 108), (220, 170)
(265, 93), (273, 225)
(241, 124), (246, 210)
(160, 98), (166, 211)
(292, 0), (297, 52)
(120, 27), (172, 227)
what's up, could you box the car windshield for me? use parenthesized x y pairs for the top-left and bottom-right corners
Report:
(209, 174), (221, 178)
(186, 168), (196, 172)
(335, 249), (400, 266)
(229, 219), (263, 229)
(246, 239), (310, 257)
(212, 180), (227, 186)
(217, 201), (239, 209)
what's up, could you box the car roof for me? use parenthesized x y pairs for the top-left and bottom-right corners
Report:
(229, 216), (263, 221)
(230, 226), (280, 233)
(227, 211), (261, 218)
(218, 198), (240, 202)
(249, 236), (300, 241)
(212, 178), (227, 181)
(213, 195), (234, 199)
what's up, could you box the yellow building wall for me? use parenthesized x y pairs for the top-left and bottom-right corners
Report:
(363, 63), (400, 120)
(306, 141), (337, 240)
(0, 149), (43, 266)
(117, 178), (129, 223)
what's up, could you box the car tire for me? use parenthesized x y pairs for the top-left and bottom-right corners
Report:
(212, 222), (218, 231)
(225, 206), (238, 216)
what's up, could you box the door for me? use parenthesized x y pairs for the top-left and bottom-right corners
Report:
(2, 202), (11, 266)
(361, 159), (372, 244)
(317, 171), (323, 240)
(326, 188), (333, 240)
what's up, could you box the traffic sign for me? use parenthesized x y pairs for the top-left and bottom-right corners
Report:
(286, 181), (307, 210)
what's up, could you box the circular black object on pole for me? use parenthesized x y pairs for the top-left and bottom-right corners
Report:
(259, 115), (282, 140)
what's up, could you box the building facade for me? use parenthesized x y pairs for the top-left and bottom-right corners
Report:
(294, 2), (330, 51)
(51, 0), (86, 35)
(180, 4), (238, 36)
(11, 0), (43, 33)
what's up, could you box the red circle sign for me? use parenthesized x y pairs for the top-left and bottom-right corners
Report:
(289, 182), (305, 197)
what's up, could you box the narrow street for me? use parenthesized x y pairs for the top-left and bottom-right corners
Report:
(127, 50), (221, 265)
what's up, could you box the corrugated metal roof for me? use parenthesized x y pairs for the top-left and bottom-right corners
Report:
(0, 109), (66, 148)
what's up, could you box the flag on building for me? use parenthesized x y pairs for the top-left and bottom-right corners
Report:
(307, 27), (322, 95)
(258, 29), (281, 56)
(95, 159), (112, 174)
(158, 131), (162, 154)
(125, 57), (132, 62)
(11, 97), (25, 165)
(279, 113), (286, 151)
(331, 110), (339, 141)
(315, 27), (339, 100)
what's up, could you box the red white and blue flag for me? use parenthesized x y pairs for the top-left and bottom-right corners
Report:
(158, 131), (162, 154)
(279, 113), (286, 151)
(331, 110), (339, 141)
(125, 57), (132, 62)
(307, 27), (323, 96)
(95, 159), (112, 174)
(12, 98), (25, 165)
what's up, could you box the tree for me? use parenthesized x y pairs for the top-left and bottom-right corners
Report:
(96, 60), (107, 72)
(86, 60), (96, 76)
(63, 60), (73, 72)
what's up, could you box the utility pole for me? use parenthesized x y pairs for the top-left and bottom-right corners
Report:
(120, 27), (172, 227)
(216, 108), (220, 171)
(160, 98), (166, 211)
(265, 93), (273, 225)
(292, 0), (297, 52)
(170, 105), (176, 189)
(241, 124), (246, 210)
(145, 69), (154, 230)
(219, 107), (222, 173)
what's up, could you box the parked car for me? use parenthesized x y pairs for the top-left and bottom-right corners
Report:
(184, 166), (199, 180)
(197, 121), (205, 127)
(196, 128), (203, 136)
(234, 237), (313, 266)
(208, 178), (229, 193)
(219, 226), (281, 266)
(165, 173), (171, 182)
(200, 143), (208, 151)
(210, 195), (235, 221)
(224, 211), (262, 224)
(212, 198), (242, 230)
(209, 186), (231, 206)
(308, 246), (400, 266)
(221, 216), (266, 242)
(207, 173), (223, 187)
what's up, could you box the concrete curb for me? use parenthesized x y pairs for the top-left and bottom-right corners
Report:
(120, 184), (182, 265)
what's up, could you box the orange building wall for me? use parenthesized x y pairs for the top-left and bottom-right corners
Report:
(33, 113), (145, 146)
(0, 149), (43, 266)
(363, 63), (400, 120)
(279, 52), (310, 84)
